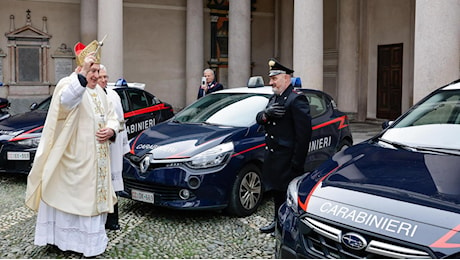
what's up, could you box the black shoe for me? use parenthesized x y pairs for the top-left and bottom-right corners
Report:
(259, 221), (276, 233)
(106, 203), (119, 230)
(47, 244), (61, 253)
(105, 223), (120, 230)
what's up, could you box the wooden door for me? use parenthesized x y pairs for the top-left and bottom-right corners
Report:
(377, 44), (403, 120)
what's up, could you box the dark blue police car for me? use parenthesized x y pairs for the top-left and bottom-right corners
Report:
(0, 83), (174, 174)
(121, 77), (353, 216)
(276, 79), (460, 258)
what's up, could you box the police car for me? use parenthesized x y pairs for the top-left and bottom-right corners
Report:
(108, 81), (174, 140)
(276, 79), (460, 258)
(121, 76), (353, 216)
(0, 82), (173, 174)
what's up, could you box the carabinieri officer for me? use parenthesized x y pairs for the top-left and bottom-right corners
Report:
(256, 58), (312, 234)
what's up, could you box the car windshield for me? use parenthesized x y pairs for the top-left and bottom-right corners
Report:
(381, 89), (460, 150)
(36, 97), (52, 111)
(173, 93), (270, 127)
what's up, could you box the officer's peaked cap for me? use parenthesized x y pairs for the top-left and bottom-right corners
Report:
(268, 58), (294, 77)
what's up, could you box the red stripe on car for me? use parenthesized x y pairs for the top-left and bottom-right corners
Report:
(312, 115), (348, 130)
(298, 166), (339, 212)
(124, 104), (169, 118)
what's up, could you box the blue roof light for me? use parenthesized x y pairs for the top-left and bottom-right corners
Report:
(116, 78), (128, 86)
(291, 77), (302, 88)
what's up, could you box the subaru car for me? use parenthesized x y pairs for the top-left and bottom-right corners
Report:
(121, 77), (353, 216)
(276, 79), (460, 258)
(0, 84), (174, 174)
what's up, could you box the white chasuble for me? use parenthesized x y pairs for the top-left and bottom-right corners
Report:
(25, 74), (119, 217)
(106, 88), (130, 192)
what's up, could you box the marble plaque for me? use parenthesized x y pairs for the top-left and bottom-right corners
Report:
(18, 48), (40, 82)
(54, 58), (73, 83)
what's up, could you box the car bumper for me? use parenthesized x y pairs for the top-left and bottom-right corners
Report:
(276, 202), (363, 259)
(276, 203), (312, 258)
(121, 158), (234, 210)
(276, 202), (444, 259)
(0, 145), (35, 174)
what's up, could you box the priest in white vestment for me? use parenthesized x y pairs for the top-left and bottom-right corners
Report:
(25, 40), (119, 257)
(98, 65), (130, 230)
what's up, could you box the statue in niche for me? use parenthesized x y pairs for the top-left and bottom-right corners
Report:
(54, 43), (73, 55)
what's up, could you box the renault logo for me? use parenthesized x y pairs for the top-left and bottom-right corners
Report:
(140, 155), (151, 173)
(342, 232), (367, 250)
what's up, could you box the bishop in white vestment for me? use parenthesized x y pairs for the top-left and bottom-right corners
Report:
(25, 40), (118, 257)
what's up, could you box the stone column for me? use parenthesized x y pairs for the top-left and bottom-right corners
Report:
(186, 0), (204, 105)
(278, 0), (293, 68)
(337, 0), (359, 116)
(356, 0), (369, 121)
(42, 42), (50, 84)
(228, 0), (251, 88)
(80, 0), (98, 45)
(8, 44), (15, 84)
(0, 48), (6, 98)
(98, 0), (123, 81)
(0, 48), (5, 85)
(413, 0), (460, 103)
(293, 0), (323, 90)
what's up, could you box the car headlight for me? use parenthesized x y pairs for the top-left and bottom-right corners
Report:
(9, 126), (43, 147)
(15, 137), (41, 147)
(185, 142), (234, 169)
(286, 175), (303, 214)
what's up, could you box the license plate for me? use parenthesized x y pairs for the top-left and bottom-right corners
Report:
(7, 152), (30, 160)
(131, 189), (154, 204)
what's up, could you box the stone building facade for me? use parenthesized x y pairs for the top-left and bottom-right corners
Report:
(0, 0), (459, 120)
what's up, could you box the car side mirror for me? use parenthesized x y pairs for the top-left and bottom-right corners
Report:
(30, 102), (38, 110)
(381, 120), (394, 129)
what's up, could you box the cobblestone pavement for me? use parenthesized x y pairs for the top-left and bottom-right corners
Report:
(0, 174), (278, 259)
(0, 122), (382, 259)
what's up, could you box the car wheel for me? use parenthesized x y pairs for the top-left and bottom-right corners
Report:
(336, 139), (352, 153)
(226, 164), (263, 217)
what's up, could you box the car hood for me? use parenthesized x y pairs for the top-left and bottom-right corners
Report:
(0, 110), (46, 135)
(321, 142), (460, 206)
(131, 121), (248, 159)
(299, 142), (460, 256)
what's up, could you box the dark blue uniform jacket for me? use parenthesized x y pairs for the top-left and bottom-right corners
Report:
(256, 84), (312, 190)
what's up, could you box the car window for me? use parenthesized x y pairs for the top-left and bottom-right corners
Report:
(128, 90), (149, 110)
(116, 90), (130, 113)
(396, 90), (460, 127)
(174, 93), (270, 127)
(207, 96), (268, 126)
(146, 92), (161, 105)
(36, 97), (52, 110)
(143, 91), (160, 105)
(305, 93), (327, 118)
(382, 89), (460, 149)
